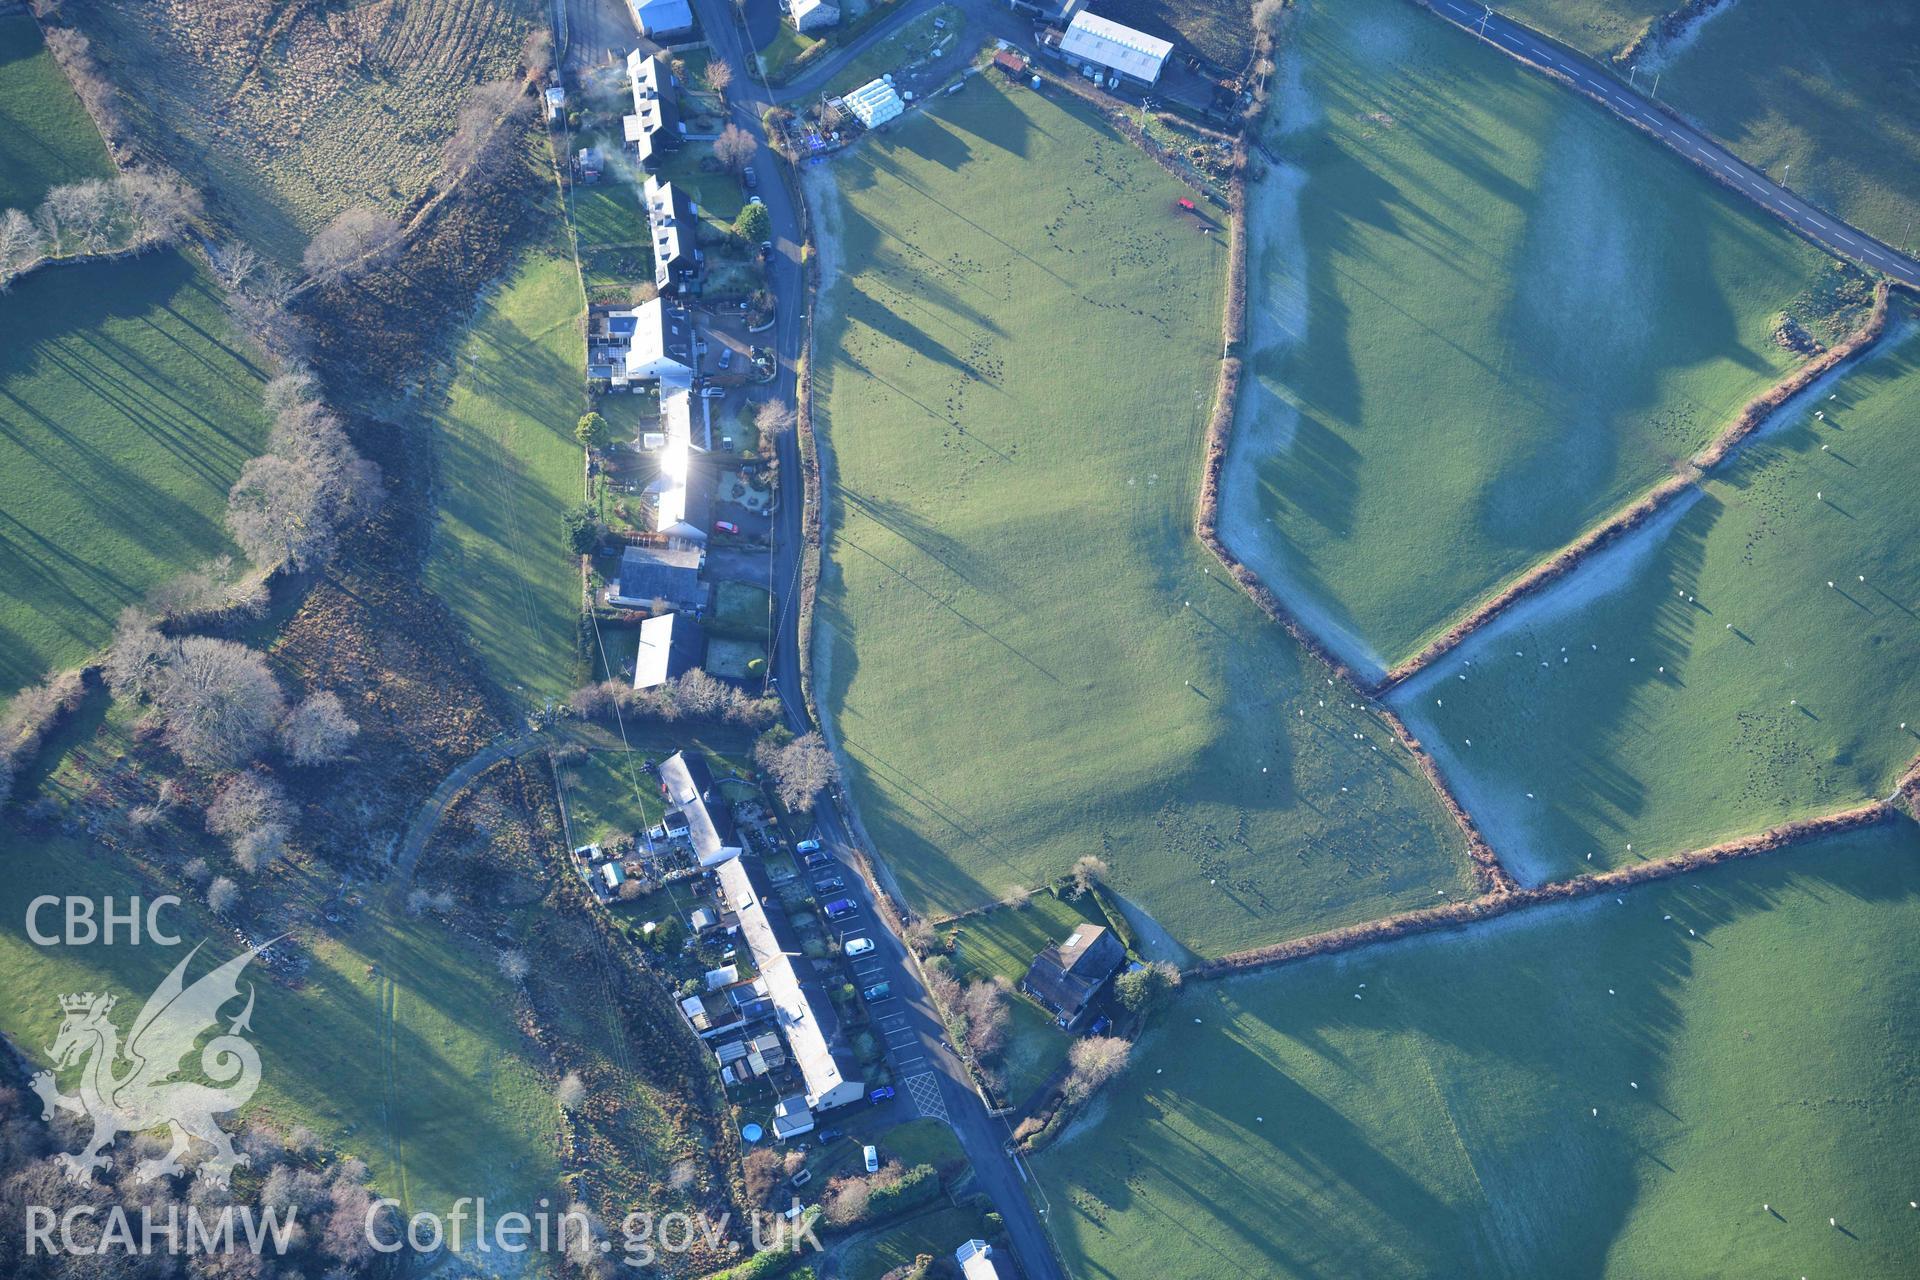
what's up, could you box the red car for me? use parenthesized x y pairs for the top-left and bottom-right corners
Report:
(714, 520), (740, 535)
(1177, 198), (1196, 212)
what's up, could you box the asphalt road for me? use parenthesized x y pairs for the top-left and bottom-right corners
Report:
(1427, 0), (1920, 289)
(687, 4), (1071, 1278)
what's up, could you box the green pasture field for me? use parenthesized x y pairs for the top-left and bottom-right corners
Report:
(0, 250), (269, 696)
(1493, 0), (1668, 59)
(424, 249), (586, 707)
(561, 748), (667, 845)
(1036, 820), (1920, 1279)
(1223, 0), (1844, 678)
(71, 0), (537, 263)
(0, 12), (114, 210)
(809, 74), (1473, 961)
(0, 829), (556, 1219)
(714, 580), (771, 635)
(1391, 311), (1920, 881)
(1651, 0), (1920, 255)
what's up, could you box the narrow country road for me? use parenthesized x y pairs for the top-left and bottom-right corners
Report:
(1423, 0), (1920, 288)
(687, 3), (1072, 1277)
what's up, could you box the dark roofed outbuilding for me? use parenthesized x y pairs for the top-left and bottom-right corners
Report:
(1022, 922), (1126, 1028)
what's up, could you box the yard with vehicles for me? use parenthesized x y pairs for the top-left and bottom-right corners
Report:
(0, 249), (270, 696)
(1222, 0), (1856, 680)
(1035, 820), (1920, 1280)
(808, 72), (1474, 961)
(68, 0), (540, 263)
(1392, 308), (1920, 882)
(424, 249), (588, 707)
(0, 12), (114, 209)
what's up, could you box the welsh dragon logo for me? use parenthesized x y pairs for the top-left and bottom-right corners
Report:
(29, 940), (272, 1188)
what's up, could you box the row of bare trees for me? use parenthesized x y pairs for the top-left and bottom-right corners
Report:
(226, 373), (385, 573)
(0, 169), (198, 288)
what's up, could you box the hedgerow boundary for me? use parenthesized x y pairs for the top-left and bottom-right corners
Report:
(1380, 280), (1894, 691)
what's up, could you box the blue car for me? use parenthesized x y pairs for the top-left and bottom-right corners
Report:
(869, 1086), (895, 1103)
(796, 839), (822, 855)
(825, 898), (856, 919)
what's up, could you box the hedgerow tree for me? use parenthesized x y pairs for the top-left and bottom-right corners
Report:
(755, 728), (838, 812)
(153, 637), (287, 768)
(563, 503), (602, 555)
(714, 123), (757, 173)
(1114, 960), (1181, 1018)
(302, 206), (403, 282)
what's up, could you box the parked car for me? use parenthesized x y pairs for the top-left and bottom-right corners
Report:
(714, 520), (740, 535)
(869, 1086), (895, 1103)
(862, 982), (892, 1002)
(845, 937), (875, 957)
(803, 851), (832, 869)
(863, 1145), (879, 1174)
(816, 1128), (842, 1146)
(742, 165), (758, 190)
(825, 898), (856, 919)
(1089, 1015), (1113, 1036)
(814, 875), (845, 892)
(796, 839), (823, 855)
(748, 195), (764, 206)
(718, 347), (733, 370)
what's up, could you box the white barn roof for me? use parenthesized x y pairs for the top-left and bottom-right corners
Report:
(1060, 12), (1173, 83)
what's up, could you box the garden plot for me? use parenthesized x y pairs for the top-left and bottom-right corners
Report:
(809, 74), (1474, 960)
(1036, 820), (1920, 1280)
(1221, 0), (1849, 678)
(1393, 308), (1920, 881)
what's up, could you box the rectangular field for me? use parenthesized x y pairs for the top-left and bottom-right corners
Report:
(809, 75), (1474, 960)
(424, 249), (587, 706)
(1035, 820), (1920, 1280)
(1221, 0), (1845, 678)
(1391, 310), (1920, 880)
(0, 11), (115, 209)
(0, 250), (270, 695)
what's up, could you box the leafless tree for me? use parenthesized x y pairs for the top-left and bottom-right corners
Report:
(0, 208), (45, 284)
(702, 60), (734, 97)
(227, 455), (333, 571)
(279, 691), (359, 765)
(104, 608), (175, 700)
(442, 81), (533, 179)
(207, 241), (259, 292)
(149, 555), (268, 624)
(152, 637), (287, 768)
(1064, 1035), (1132, 1102)
(755, 398), (795, 437)
(755, 729), (838, 812)
(301, 206), (403, 282)
(521, 27), (554, 77)
(961, 978), (1010, 1060)
(903, 918), (941, 958)
(555, 1071), (587, 1111)
(1253, 0), (1290, 43)
(206, 876), (240, 915)
(2, 669), (85, 759)
(42, 27), (118, 138)
(714, 123), (757, 173)
(498, 949), (531, 982)
(206, 771), (290, 841)
(824, 1176), (870, 1229)
(261, 372), (315, 417)
(121, 169), (200, 245)
(1070, 854), (1109, 899)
